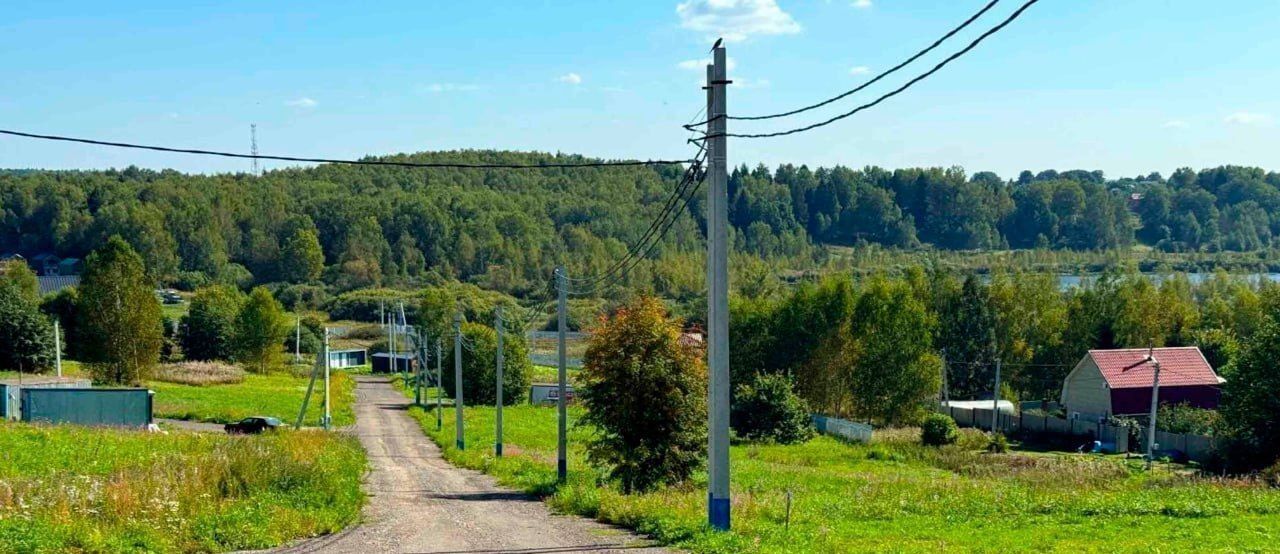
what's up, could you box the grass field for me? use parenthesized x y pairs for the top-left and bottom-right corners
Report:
(0, 423), (365, 553)
(149, 371), (356, 426)
(403, 402), (1280, 553)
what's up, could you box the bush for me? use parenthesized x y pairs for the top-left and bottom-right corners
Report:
(580, 296), (707, 493)
(1263, 462), (1280, 489)
(1157, 403), (1221, 435)
(987, 432), (1010, 453)
(731, 373), (814, 444)
(153, 361), (246, 386)
(921, 413), (959, 447)
(440, 321), (531, 407)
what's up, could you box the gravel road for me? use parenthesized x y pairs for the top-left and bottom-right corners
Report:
(269, 375), (670, 554)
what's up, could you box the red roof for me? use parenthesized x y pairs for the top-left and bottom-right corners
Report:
(1088, 347), (1223, 389)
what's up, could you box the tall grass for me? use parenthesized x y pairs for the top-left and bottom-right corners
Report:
(152, 361), (246, 386)
(402, 399), (1280, 553)
(0, 424), (365, 553)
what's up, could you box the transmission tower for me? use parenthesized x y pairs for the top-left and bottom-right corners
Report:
(250, 124), (259, 175)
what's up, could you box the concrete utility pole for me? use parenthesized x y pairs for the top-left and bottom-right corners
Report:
(296, 343), (321, 428)
(454, 312), (465, 450)
(388, 305), (396, 376)
(295, 315), (302, 363)
(556, 266), (568, 482)
(705, 44), (731, 531)
(1145, 350), (1162, 470)
(940, 350), (950, 409)
(323, 329), (331, 430)
(436, 338), (444, 431)
(495, 306), (505, 457)
(991, 358), (1002, 433)
(414, 330), (424, 406)
(399, 302), (409, 381)
(53, 320), (62, 378)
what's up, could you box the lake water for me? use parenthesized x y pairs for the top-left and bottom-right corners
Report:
(1051, 273), (1280, 290)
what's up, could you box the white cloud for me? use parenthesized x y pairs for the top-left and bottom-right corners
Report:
(676, 0), (801, 42)
(1161, 120), (1189, 129)
(849, 65), (871, 76)
(285, 97), (318, 109)
(731, 77), (771, 89)
(422, 83), (481, 93)
(557, 73), (583, 85)
(852, 0), (873, 8)
(1224, 111), (1272, 126)
(676, 57), (738, 71)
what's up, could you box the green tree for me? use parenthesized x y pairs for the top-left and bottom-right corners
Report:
(279, 226), (325, 283)
(77, 237), (163, 385)
(846, 278), (940, 424)
(0, 260), (39, 303)
(180, 284), (245, 361)
(0, 280), (54, 372)
(937, 275), (999, 398)
(234, 286), (290, 373)
(440, 320), (531, 406)
(1221, 319), (1280, 470)
(580, 296), (706, 492)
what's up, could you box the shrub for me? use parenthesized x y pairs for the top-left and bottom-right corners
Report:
(921, 413), (959, 447)
(580, 296), (707, 493)
(153, 361), (246, 386)
(731, 373), (814, 444)
(987, 432), (1010, 453)
(1157, 403), (1221, 435)
(440, 321), (531, 406)
(1263, 461), (1280, 489)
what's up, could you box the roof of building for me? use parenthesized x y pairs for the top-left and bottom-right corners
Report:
(37, 275), (79, 296)
(1087, 347), (1223, 389)
(372, 352), (415, 360)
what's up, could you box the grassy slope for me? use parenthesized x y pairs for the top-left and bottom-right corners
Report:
(149, 371), (356, 426)
(401, 402), (1280, 553)
(0, 424), (365, 553)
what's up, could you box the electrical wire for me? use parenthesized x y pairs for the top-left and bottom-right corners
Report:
(688, 0), (1002, 125)
(570, 164), (709, 296)
(695, 0), (1040, 140)
(569, 147), (706, 287)
(0, 129), (695, 169)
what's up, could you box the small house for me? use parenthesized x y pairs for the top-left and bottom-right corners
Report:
(56, 258), (83, 276)
(1061, 347), (1224, 421)
(30, 253), (61, 276)
(372, 352), (416, 374)
(328, 348), (368, 369)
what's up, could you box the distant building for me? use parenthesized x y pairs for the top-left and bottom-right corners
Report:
(1060, 347), (1224, 421)
(37, 275), (79, 296)
(56, 257), (82, 276)
(0, 253), (24, 263)
(328, 348), (368, 369)
(31, 253), (61, 276)
(372, 352), (416, 374)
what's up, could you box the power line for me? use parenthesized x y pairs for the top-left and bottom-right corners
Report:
(691, 0), (1002, 125)
(570, 164), (709, 296)
(695, 0), (1039, 140)
(569, 146), (706, 288)
(0, 128), (695, 169)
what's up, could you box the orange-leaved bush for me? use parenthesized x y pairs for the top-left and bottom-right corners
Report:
(579, 296), (706, 493)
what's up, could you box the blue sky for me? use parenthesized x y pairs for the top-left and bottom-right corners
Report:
(3, 0), (1279, 179)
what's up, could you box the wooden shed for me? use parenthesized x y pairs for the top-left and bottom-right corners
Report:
(1060, 347), (1224, 421)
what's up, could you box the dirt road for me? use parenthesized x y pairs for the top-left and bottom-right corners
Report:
(272, 375), (669, 554)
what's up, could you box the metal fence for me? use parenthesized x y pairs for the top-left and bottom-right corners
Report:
(812, 414), (873, 443)
(20, 388), (153, 428)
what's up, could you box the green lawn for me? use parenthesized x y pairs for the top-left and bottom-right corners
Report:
(0, 423), (365, 553)
(149, 371), (356, 426)
(529, 364), (579, 385)
(403, 401), (1280, 553)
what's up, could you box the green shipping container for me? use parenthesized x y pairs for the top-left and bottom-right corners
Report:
(20, 388), (153, 428)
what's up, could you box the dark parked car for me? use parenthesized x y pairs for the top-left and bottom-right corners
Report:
(224, 416), (282, 434)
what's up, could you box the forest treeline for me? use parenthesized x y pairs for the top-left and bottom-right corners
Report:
(3, 151), (1279, 299)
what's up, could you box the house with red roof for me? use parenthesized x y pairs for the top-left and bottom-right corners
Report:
(1060, 347), (1225, 421)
